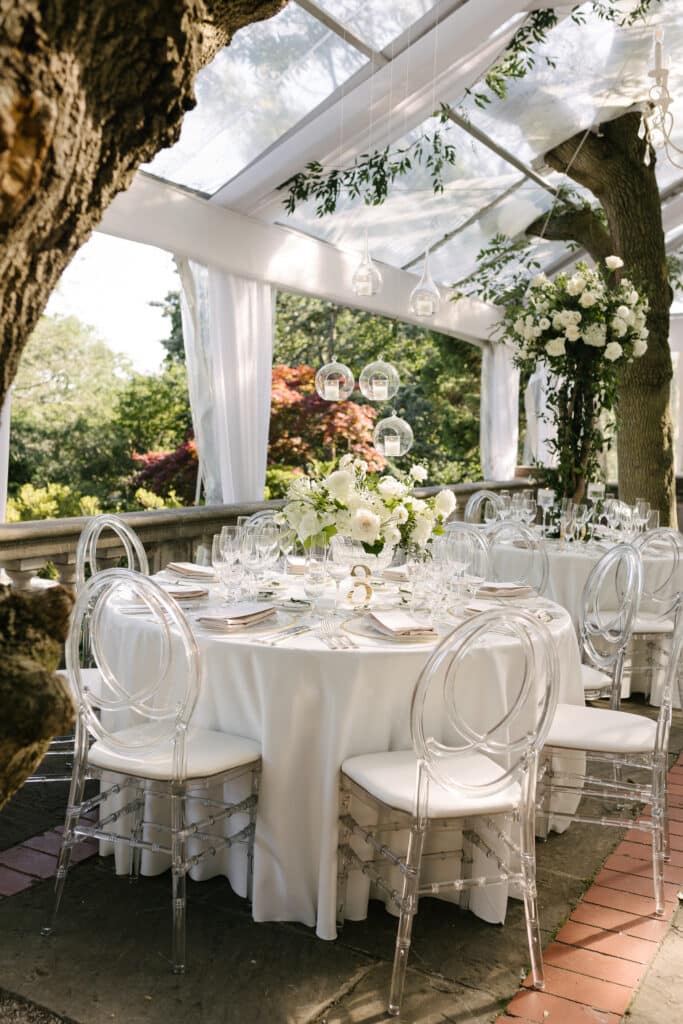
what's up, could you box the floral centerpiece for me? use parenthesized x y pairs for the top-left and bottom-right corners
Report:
(505, 255), (649, 501)
(281, 455), (456, 555)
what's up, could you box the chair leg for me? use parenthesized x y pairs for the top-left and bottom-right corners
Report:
(536, 755), (553, 841)
(246, 768), (260, 906)
(129, 785), (145, 883)
(336, 787), (352, 934)
(652, 763), (667, 915)
(388, 823), (425, 1017)
(170, 783), (187, 974)
(41, 735), (89, 937)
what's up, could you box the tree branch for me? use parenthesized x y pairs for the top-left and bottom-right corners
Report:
(526, 207), (614, 264)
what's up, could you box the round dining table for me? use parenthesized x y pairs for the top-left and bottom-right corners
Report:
(99, 571), (583, 940)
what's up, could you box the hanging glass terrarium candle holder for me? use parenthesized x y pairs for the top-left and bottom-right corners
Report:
(315, 358), (355, 402)
(351, 231), (383, 297)
(358, 360), (400, 402)
(408, 247), (440, 319)
(373, 411), (414, 458)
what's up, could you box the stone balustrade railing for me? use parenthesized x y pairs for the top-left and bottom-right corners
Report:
(0, 479), (528, 588)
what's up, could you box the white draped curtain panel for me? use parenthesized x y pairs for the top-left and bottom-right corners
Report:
(523, 364), (558, 468)
(480, 342), (519, 481)
(0, 391), (10, 523)
(177, 258), (274, 505)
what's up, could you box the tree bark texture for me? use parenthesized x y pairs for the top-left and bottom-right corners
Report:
(0, 0), (285, 408)
(0, 0), (284, 803)
(531, 112), (676, 525)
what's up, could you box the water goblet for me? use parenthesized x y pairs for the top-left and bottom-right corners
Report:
(634, 498), (650, 534)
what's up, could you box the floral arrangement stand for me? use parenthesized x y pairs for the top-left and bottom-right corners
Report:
(281, 456), (456, 559)
(507, 256), (649, 502)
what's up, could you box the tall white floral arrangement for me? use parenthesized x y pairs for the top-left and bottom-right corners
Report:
(504, 256), (649, 499)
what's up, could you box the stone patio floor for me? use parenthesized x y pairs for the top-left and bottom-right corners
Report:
(0, 698), (682, 1024)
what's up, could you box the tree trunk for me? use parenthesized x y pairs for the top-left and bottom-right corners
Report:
(537, 112), (676, 526)
(0, 0), (285, 410)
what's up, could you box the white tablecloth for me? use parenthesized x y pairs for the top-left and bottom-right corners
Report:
(99, 581), (582, 939)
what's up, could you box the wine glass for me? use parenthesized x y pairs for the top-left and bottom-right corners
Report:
(278, 528), (297, 572)
(304, 544), (328, 621)
(255, 522), (281, 578)
(572, 504), (590, 543)
(634, 498), (650, 534)
(483, 499), (498, 527)
(559, 505), (575, 549)
(239, 526), (263, 598)
(328, 537), (353, 616)
(497, 492), (512, 521)
(537, 489), (555, 539)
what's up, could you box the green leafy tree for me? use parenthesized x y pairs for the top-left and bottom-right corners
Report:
(113, 362), (193, 458)
(9, 315), (130, 500)
(151, 290), (185, 364)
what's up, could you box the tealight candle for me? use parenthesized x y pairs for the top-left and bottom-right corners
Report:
(415, 295), (436, 317)
(372, 377), (389, 400)
(384, 434), (401, 456)
(324, 379), (340, 401)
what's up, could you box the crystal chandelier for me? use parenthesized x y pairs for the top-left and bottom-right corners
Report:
(639, 27), (683, 169)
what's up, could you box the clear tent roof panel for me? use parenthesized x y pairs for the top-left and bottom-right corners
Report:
(311, 0), (441, 52)
(143, 2), (367, 195)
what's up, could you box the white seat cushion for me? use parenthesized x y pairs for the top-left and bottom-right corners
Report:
(342, 749), (521, 819)
(89, 725), (260, 780)
(581, 664), (612, 695)
(56, 667), (102, 693)
(546, 704), (657, 754)
(632, 614), (675, 635)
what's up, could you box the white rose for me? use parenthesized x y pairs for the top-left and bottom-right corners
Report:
(564, 325), (581, 341)
(566, 274), (586, 296)
(350, 507), (381, 545)
(605, 255), (624, 270)
(298, 510), (321, 543)
(411, 515), (433, 547)
(583, 324), (607, 348)
(552, 313), (564, 331)
(628, 289), (639, 306)
(611, 316), (627, 338)
(639, 327), (649, 340)
(579, 291), (597, 308)
(633, 338), (648, 357)
(538, 317), (551, 331)
(604, 341), (623, 362)
(377, 476), (406, 499)
(410, 498), (428, 513)
(409, 464), (428, 482)
(395, 504), (409, 524)
(531, 326), (542, 338)
(545, 337), (566, 357)
(324, 469), (354, 503)
(434, 489), (456, 519)
(531, 273), (547, 288)
(384, 525), (402, 546)
(616, 305), (631, 321)
(513, 317), (525, 335)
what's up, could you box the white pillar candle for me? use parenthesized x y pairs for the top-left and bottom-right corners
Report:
(324, 379), (340, 400)
(384, 434), (401, 456)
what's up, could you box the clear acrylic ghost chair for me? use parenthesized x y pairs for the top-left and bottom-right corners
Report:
(578, 544), (643, 703)
(486, 521), (549, 595)
(539, 561), (681, 916)
(42, 568), (261, 974)
(30, 514), (149, 784)
(463, 489), (504, 524)
(337, 609), (559, 1017)
(75, 513), (149, 588)
(443, 521), (490, 579)
(245, 510), (279, 529)
(628, 529), (683, 702)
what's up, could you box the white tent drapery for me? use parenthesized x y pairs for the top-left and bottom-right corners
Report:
(523, 364), (558, 469)
(177, 259), (274, 505)
(480, 342), (519, 481)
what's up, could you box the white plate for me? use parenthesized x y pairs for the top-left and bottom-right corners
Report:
(193, 610), (295, 635)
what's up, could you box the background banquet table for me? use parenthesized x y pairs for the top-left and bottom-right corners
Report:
(99, 578), (583, 940)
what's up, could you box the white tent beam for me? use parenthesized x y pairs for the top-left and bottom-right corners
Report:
(211, 0), (532, 214)
(99, 174), (498, 345)
(293, 0), (388, 65)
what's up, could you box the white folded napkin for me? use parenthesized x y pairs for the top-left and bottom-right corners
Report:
(285, 556), (306, 575)
(464, 599), (503, 616)
(166, 562), (216, 581)
(367, 610), (438, 638)
(478, 581), (534, 598)
(159, 583), (208, 600)
(196, 602), (276, 630)
(382, 566), (409, 582)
